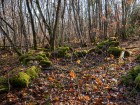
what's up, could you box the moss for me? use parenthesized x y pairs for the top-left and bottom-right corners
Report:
(122, 66), (140, 87)
(122, 73), (133, 86)
(28, 50), (36, 55)
(51, 47), (70, 58)
(88, 48), (96, 53)
(0, 77), (7, 84)
(19, 54), (30, 62)
(108, 47), (122, 57)
(65, 53), (72, 59)
(35, 55), (44, 61)
(74, 50), (88, 57)
(0, 77), (8, 93)
(0, 85), (8, 93)
(39, 60), (52, 68)
(129, 66), (140, 79)
(134, 74), (140, 89)
(26, 66), (39, 79)
(57, 47), (70, 57)
(96, 39), (119, 49)
(37, 51), (46, 58)
(19, 54), (35, 65)
(109, 37), (118, 41)
(10, 72), (30, 88)
(136, 54), (140, 61)
(124, 50), (131, 57)
(46, 52), (51, 57)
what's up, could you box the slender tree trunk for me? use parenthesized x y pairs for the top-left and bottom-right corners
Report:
(50, 0), (61, 50)
(26, 0), (37, 50)
(0, 26), (22, 56)
(104, 0), (108, 39)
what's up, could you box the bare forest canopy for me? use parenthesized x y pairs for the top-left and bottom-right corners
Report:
(0, 0), (140, 53)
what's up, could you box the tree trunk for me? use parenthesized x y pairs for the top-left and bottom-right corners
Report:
(26, 0), (37, 50)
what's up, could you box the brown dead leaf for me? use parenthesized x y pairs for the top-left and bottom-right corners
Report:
(48, 77), (54, 82)
(96, 78), (102, 86)
(69, 70), (76, 79)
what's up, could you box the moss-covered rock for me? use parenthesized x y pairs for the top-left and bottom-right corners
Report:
(37, 51), (46, 58)
(0, 77), (8, 93)
(136, 54), (140, 62)
(57, 47), (70, 57)
(122, 73), (133, 86)
(108, 47), (122, 57)
(74, 50), (88, 57)
(46, 52), (51, 57)
(0, 85), (8, 93)
(124, 50), (131, 57)
(19, 54), (35, 65)
(109, 37), (118, 41)
(129, 66), (140, 79)
(122, 66), (140, 88)
(97, 39), (119, 49)
(35, 55), (45, 61)
(26, 66), (40, 79)
(51, 47), (70, 58)
(10, 72), (30, 88)
(88, 48), (96, 53)
(134, 74), (140, 89)
(39, 60), (52, 68)
(0, 77), (7, 84)
(65, 53), (72, 59)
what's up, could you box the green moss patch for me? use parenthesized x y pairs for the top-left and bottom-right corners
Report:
(134, 74), (140, 89)
(74, 50), (88, 57)
(0, 77), (8, 93)
(39, 60), (52, 68)
(10, 72), (30, 88)
(51, 47), (70, 58)
(26, 66), (40, 79)
(19, 50), (52, 66)
(108, 47), (131, 58)
(97, 39), (119, 49)
(65, 53), (72, 59)
(136, 54), (140, 62)
(57, 47), (70, 57)
(19, 54), (35, 65)
(108, 47), (122, 57)
(122, 66), (140, 90)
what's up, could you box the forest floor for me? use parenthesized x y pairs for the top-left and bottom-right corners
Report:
(0, 38), (140, 105)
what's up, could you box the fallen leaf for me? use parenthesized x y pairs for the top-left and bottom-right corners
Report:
(48, 77), (54, 82)
(96, 78), (102, 86)
(69, 70), (76, 79)
(76, 60), (81, 64)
